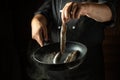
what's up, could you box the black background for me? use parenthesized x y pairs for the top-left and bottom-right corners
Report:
(1, 0), (44, 80)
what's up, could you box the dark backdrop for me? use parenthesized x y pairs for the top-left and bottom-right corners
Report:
(1, 0), (44, 80)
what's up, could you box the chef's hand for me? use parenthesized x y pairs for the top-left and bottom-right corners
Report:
(61, 2), (86, 23)
(61, 2), (112, 23)
(31, 14), (48, 47)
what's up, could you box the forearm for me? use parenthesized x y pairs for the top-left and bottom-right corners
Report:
(34, 0), (52, 24)
(81, 2), (112, 22)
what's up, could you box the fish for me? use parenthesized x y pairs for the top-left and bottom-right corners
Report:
(60, 23), (67, 54)
(64, 51), (79, 63)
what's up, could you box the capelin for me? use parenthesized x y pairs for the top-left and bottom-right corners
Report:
(60, 23), (67, 54)
(63, 52), (72, 63)
(64, 51), (79, 63)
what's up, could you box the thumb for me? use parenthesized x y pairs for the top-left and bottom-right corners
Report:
(42, 25), (48, 41)
(33, 33), (44, 47)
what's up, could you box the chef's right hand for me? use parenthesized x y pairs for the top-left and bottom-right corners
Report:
(31, 14), (48, 47)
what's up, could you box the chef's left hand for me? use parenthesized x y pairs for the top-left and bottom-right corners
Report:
(61, 2), (87, 23)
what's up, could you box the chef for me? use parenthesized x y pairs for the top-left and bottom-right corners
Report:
(29, 0), (117, 80)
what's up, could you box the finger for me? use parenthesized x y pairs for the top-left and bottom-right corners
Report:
(65, 2), (73, 19)
(71, 3), (78, 19)
(42, 25), (48, 41)
(61, 9), (65, 23)
(62, 2), (73, 23)
(64, 6), (71, 21)
(38, 30), (44, 47)
(61, 10), (65, 23)
(32, 31), (44, 47)
(75, 10), (82, 19)
(75, 4), (82, 19)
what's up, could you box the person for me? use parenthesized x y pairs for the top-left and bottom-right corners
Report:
(28, 0), (117, 80)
